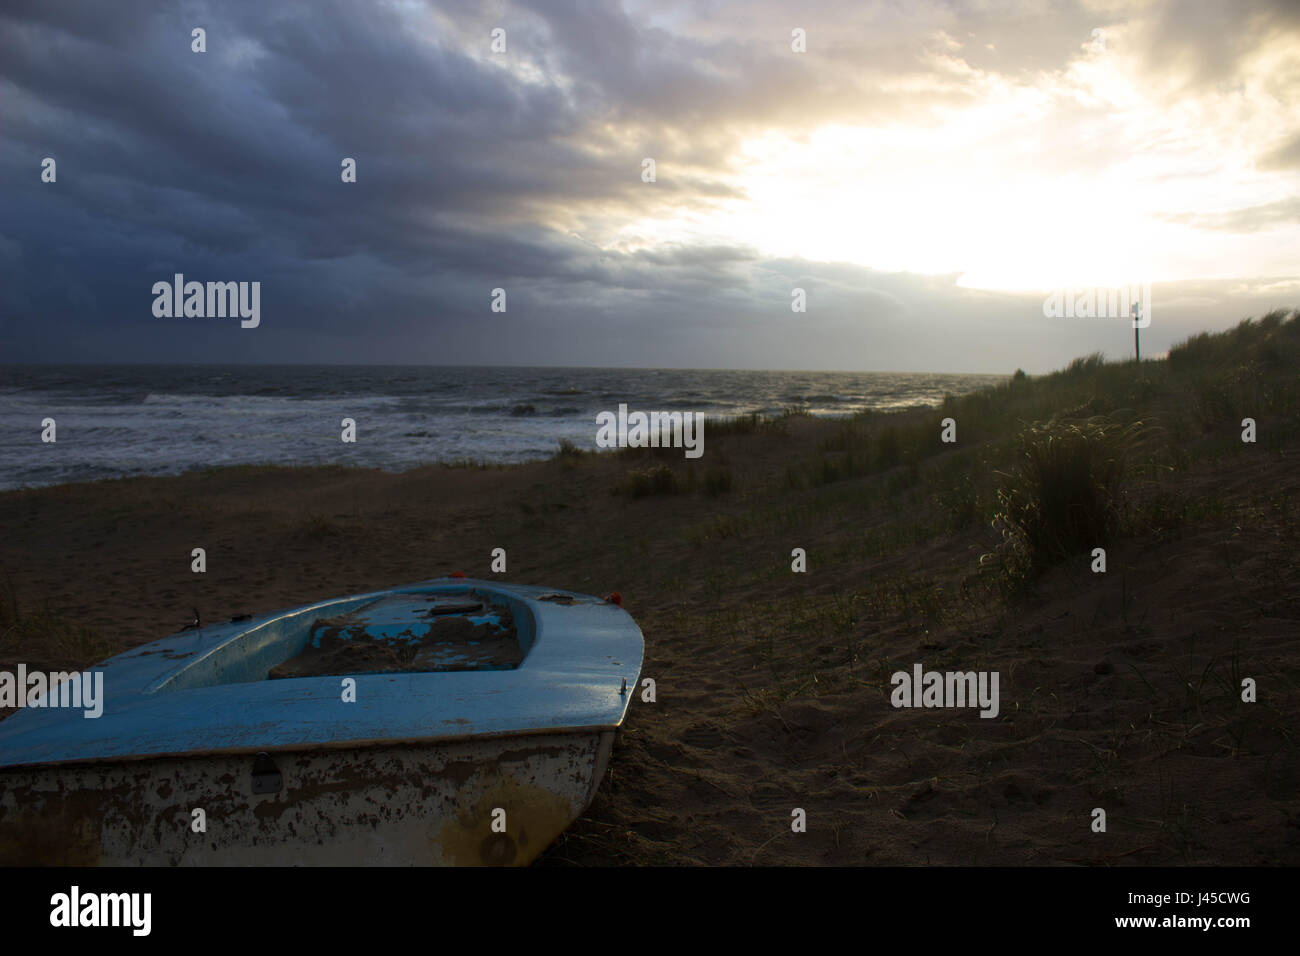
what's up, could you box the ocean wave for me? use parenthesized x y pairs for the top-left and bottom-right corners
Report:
(0, 366), (1009, 489)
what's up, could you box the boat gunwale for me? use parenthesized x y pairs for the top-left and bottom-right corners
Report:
(0, 578), (643, 771)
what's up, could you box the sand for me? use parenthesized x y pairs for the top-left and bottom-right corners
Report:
(1, 411), (1297, 865)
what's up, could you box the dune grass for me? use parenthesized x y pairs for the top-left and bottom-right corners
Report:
(0, 574), (113, 668)
(596, 310), (1298, 520)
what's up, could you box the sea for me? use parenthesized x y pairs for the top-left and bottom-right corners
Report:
(0, 365), (1007, 490)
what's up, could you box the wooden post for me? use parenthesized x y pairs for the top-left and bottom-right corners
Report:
(1131, 302), (1141, 363)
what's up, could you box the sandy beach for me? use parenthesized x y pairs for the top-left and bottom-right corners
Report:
(4, 321), (1298, 866)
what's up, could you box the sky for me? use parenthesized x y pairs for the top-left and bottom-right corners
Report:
(1, 0), (1297, 373)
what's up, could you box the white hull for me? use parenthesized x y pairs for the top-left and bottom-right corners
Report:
(0, 730), (615, 866)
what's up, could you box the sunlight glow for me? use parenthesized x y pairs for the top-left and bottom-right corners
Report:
(609, 28), (1300, 292)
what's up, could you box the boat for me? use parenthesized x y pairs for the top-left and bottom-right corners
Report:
(0, 578), (643, 865)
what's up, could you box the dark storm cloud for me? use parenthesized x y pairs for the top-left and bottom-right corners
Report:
(0, 0), (1296, 370)
(1, 1), (624, 350)
(0, 0), (810, 366)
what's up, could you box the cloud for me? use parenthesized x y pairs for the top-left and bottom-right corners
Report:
(1259, 132), (1300, 171)
(0, 0), (1297, 372)
(1158, 198), (1300, 233)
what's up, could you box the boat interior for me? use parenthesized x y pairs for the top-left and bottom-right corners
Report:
(147, 587), (538, 693)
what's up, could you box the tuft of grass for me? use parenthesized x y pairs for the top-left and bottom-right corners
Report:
(554, 438), (586, 459)
(0, 577), (114, 669)
(988, 417), (1155, 587)
(614, 464), (680, 498)
(1064, 352), (1107, 377)
(933, 471), (980, 531)
(709, 408), (804, 438)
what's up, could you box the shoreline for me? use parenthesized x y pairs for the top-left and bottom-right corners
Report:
(0, 402), (953, 494)
(0, 364), (1008, 493)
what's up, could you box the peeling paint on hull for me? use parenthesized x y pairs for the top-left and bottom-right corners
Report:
(0, 578), (641, 866)
(0, 731), (616, 866)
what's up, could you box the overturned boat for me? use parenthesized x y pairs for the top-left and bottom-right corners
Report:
(0, 578), (643, 865)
